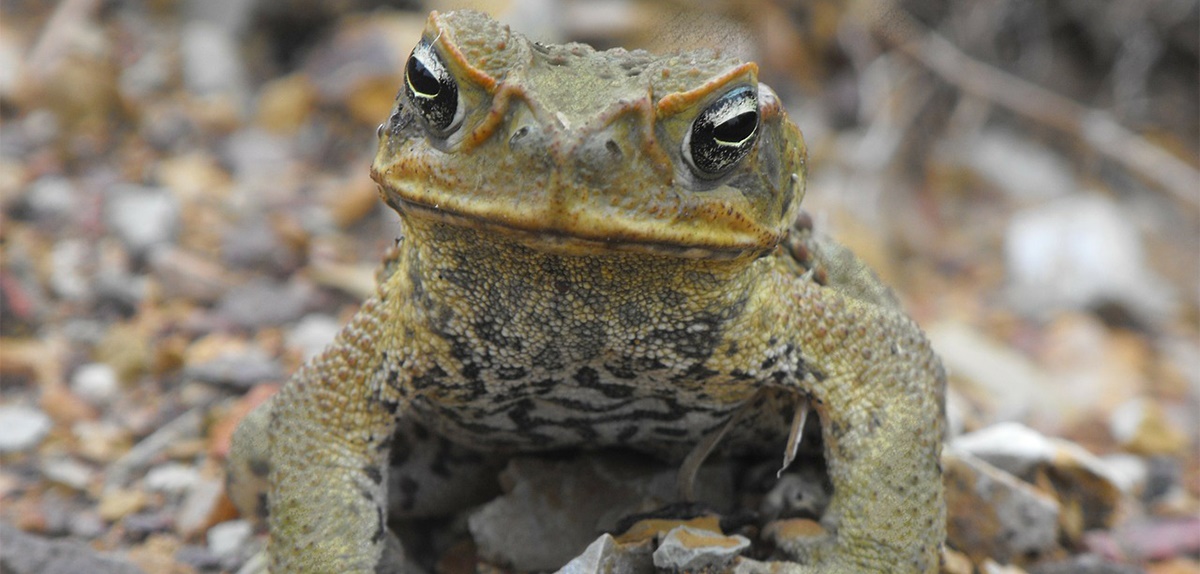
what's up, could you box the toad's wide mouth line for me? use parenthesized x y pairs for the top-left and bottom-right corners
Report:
(382, 193), (768, 261)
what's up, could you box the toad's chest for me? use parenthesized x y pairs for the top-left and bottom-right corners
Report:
(382, 228), (807, 454)
(402, 359), (801, 457)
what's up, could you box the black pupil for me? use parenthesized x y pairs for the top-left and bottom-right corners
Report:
(713, 111), (757, 144)
(407, 55), (441, 97)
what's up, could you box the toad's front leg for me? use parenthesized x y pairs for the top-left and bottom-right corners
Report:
(235, 296), (404, 574)
(747, 277), (946, 573)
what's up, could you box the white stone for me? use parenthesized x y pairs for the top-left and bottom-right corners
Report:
(0, 405), (51, 452)
(208, 519), (254, 558)
(1005, 193), (1175, 322)
(71, 363), (120, 407)
(144, 463), (200, 495)
(105, 184), (180, 254)
(652, 526), (749, 571)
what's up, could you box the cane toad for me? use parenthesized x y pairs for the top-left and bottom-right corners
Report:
(229, 10), (946, 573)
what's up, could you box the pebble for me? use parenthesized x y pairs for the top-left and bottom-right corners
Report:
(104, 184), (181, 255)
(184, 348), (284, 389)
(555, 534), (653, 574)
(123, 511), (175, 540)
(0, 522), (143, 574)
(1005, 193), (1175, 324)
(207, 519), (254, 558)
(40, 456), (94, 491)
(49, 239), (90, 302)
(469, 453), (734, 571)
(70, 362), (120, 407)
(174, 544), (223, 570)
(927, 322), (1046, 423)
(147, 246), (230, 304)
(1028, 553), (1144, 574)
(143, 462), (200, 495)
(953, 422), (1123, 535)
(1099, 454), (1149, 496)
(0, 405), (52, 453)
(176, 475), (227, 538)
(942, 448), (1061, 564)
(222, 128), (292, 186)
(1084, 517), (1200, 563)
(216, 277), (315, 330)
(959, 128), (1075, 201)
(25, 176), (76, 224)
(651, 525), (749, 571)
(286, 314), (341, 362)
(181, 20), (247, 99)
(1109, 397), (1188, 456)
(98, 488), (148, 521)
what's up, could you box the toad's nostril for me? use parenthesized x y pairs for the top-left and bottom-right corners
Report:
(605, 140), (622, 159)
(509, 126), (531, 147)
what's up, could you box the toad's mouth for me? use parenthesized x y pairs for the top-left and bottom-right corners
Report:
(381, 191), (775, 261)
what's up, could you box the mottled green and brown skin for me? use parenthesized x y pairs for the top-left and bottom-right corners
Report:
(229, 10), (945, 573)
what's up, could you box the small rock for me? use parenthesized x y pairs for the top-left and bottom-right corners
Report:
(1085, 517), (1200, 563)
(1028, 553), (1143, 574)
(928, 322), (1046, 422)
(980, 559), (1029, 574)
(49, 239), (94, 303)
(74, 420), (132, 464)
(652, 525), (749, 571)
(208, 519), (254, 558)
(98, 488), (148, 521)
(124, 511), (175, 540)
(256, 73), (316, 134)
(40, 456), (94, 491)
(220, 218), (298, 273)
(104, 184), (180, 255)
(148, 247), (230, 304)
(286, 314), (341, 362)
(143, 462), (200, 495)
(941, 548), (974, 574)
(555, 534), (653, 574)
(1005, 193), (1175, 324)
(953, 422), (1058, 477)
(49, 239), (91, 302)
(184, 348), (284, 389)
(942, 448), (1061, 564)
(71, 363), (120, 407)
(176, 475), (227, 538)
(953, 422), (1123, 534)
(469, 453), (734, 571)
(0, 405), (52, 452)
(0, 522), (143, 574)
(25, 176), (77, 224)
(958, 129), (1076, 201)
(216, 277), (315, 329)
(222, 128), (292, 185)
(181, 20), (247, 99)
(68, 510), (106, 539)
(1098, 454), (1149, 496)
(174, 544), (223, 570)
(1109, 397), (1188, 456)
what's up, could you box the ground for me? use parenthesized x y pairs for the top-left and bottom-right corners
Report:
(0, 1), (1196, 573)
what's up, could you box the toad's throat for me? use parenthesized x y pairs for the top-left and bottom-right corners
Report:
(383, 192), (772, 261)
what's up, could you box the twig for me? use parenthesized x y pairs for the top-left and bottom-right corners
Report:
(865, 2), (1200, 212)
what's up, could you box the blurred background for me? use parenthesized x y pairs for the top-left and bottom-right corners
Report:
(0, 0), (1196, 572)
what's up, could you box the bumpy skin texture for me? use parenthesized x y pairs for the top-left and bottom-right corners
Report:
(228, 10), (946, 573)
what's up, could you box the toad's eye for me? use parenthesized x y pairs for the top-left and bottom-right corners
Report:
(404, 41), (460, 134)
(684, 86), (759, 178)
